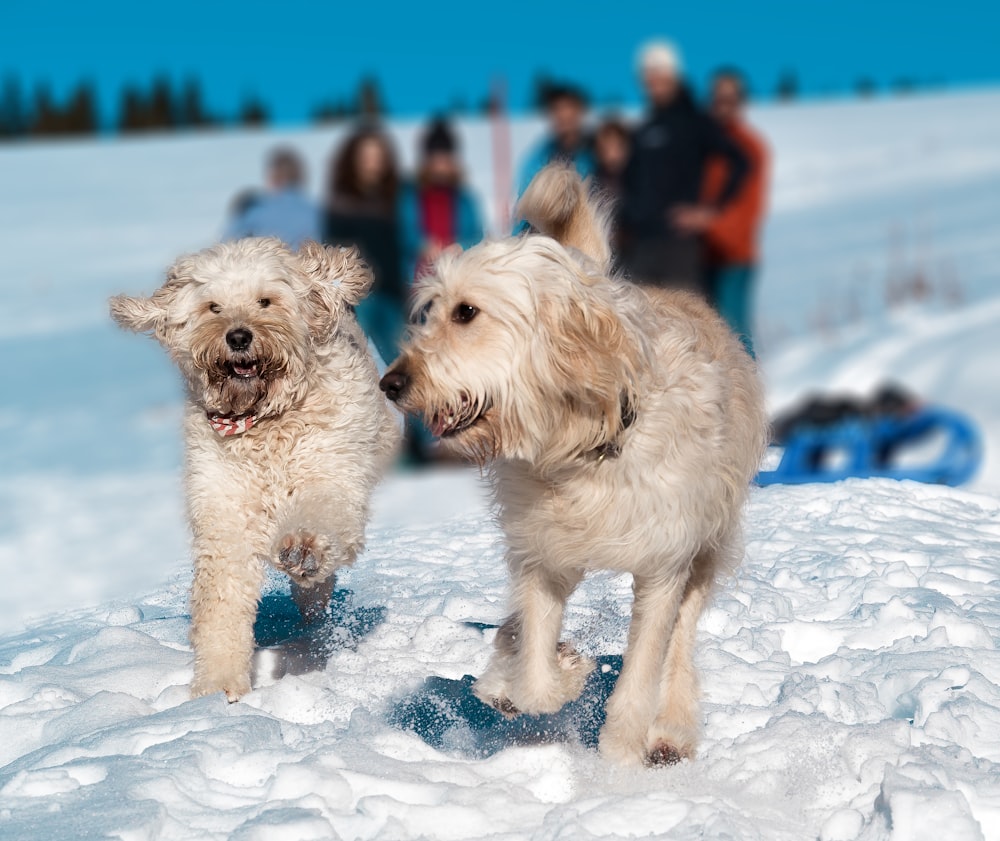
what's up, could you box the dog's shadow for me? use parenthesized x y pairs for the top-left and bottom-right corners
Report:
(388, 622), (623, 758)
(251, 589), (385, 688)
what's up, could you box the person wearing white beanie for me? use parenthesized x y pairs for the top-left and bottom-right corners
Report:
(618, 39), (749, 294)
(637, 40), (683, 78)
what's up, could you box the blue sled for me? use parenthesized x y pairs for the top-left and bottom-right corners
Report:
(756, 406), (982, 487)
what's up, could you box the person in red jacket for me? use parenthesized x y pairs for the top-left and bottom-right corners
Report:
(676, 68), (769, 357)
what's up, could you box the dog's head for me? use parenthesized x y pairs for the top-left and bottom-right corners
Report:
(110, 237), (371, 419)
(380, 235), (644, 469)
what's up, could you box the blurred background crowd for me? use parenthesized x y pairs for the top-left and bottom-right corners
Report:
(219, 41), (770, 462)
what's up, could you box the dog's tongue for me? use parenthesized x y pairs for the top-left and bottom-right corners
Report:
(233, 362), (258, 378)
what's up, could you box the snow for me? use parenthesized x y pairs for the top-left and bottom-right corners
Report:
(2, 89), (999, 839)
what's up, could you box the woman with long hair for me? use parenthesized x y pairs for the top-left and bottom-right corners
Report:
(324, 125), (404, 365)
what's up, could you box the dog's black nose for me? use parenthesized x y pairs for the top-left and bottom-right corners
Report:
(379, 370), (409, 402)
(226, 328), (253, 351)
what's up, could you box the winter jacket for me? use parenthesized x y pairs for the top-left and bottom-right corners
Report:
(620, 89), (748, 242)
(324, 197), (405, 301)
(398, 181), (484, 282)
(701, 119), (769, 266)
(223, 187), (321, 250)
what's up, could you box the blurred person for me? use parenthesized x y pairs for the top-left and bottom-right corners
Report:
(592, 116), (631, 202)
(619, 41), (748, 295)
(223, 147), (320, 249)
(324, 125), (404, 365)
(517, 83), (595, 196)
(697, 68), (770, 357)
(397, 118), (485, 465)
(399, 118), (485, 281)
(592, 116), (631, 257)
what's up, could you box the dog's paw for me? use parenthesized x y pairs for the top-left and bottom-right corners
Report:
(644, 722), (698, 767)
(473, 643), (594, 718)
(644, 740), (694, 767)
(508, 644), (595, 715)
(275, 531), (332, 584)
(473, 669), (521, 719)
(191, 670), (251, 703)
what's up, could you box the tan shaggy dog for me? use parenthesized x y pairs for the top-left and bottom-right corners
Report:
(110, 238), (398, 701)
(380, 166), (767, 766)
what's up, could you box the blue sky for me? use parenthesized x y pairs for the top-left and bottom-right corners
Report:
(2, 0), (998, 124)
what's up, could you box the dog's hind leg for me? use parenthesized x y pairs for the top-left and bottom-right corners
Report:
(474, 561), (591, 717)
(598, 570), (687, 766)
(644, 548), (719, 765)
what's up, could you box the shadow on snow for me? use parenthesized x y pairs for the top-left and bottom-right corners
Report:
(389, 623), (623, 758)
(251, 588), (385, 688)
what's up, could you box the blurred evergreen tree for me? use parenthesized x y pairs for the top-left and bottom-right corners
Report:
(0, 76), (28, 139)
(119, 85), (147, 132)
(775, 70), (799, 102)
(31, 84), (58, 134)
(856, 77), (876, 98)
(148, 77), (174, 129)
(312, 99), (347, 124)
(64, 82), (98, 134)
(357, 77), (383, 118)
(240, 96), (268, 126)
(179, 78), (210, 127)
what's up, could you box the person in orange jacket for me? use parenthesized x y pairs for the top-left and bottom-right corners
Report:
(676, 68), (769, 357)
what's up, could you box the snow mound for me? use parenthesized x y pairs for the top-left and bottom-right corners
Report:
(2, 473), (999, 840)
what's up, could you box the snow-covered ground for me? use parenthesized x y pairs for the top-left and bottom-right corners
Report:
(1, 90), (999, 839)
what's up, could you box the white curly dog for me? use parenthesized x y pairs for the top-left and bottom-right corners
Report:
(111, 238), (397, 701)
(380, 165), (767, 766)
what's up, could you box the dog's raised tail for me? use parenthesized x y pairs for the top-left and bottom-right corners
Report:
(515, 164), (612, 270)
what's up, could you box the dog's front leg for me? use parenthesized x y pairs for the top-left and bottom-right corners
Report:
(474, 560), (591, 717)
(189, 531), (267, 702)
(271, 485), (362, 621)
(599, 572), (686, 766)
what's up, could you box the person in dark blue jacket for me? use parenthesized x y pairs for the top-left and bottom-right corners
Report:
(619, 41), (748, 296)
(517, 84), (595, 197)
(398, 118), (484, 283)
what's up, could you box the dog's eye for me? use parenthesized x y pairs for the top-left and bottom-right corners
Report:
(452, 303), (478, 324)
(209, 303), (221, 314)
(258, 298), (271, 308)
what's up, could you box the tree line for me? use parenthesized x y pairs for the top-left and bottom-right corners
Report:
(0, 75), (387, 141)
(0, 71), (929, 142)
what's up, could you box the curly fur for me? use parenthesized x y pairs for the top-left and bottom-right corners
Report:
(111, 237), (398, 701)
(382, 165), (768, 765)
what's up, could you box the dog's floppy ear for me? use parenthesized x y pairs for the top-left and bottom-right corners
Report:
(298, 240), (373, 306)
(296, 241), (374, 342)
(109, 264), (190, 338)
(109, 293), (163, 334)
(538, 280), (640, 451)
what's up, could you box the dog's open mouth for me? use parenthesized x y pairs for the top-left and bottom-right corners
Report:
(226, 360), (260, 379)
(431, 394), (490, 438)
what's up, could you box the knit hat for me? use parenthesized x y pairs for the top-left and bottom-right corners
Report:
(423, 119), (457, 155)
(637, 40), (682, 76)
